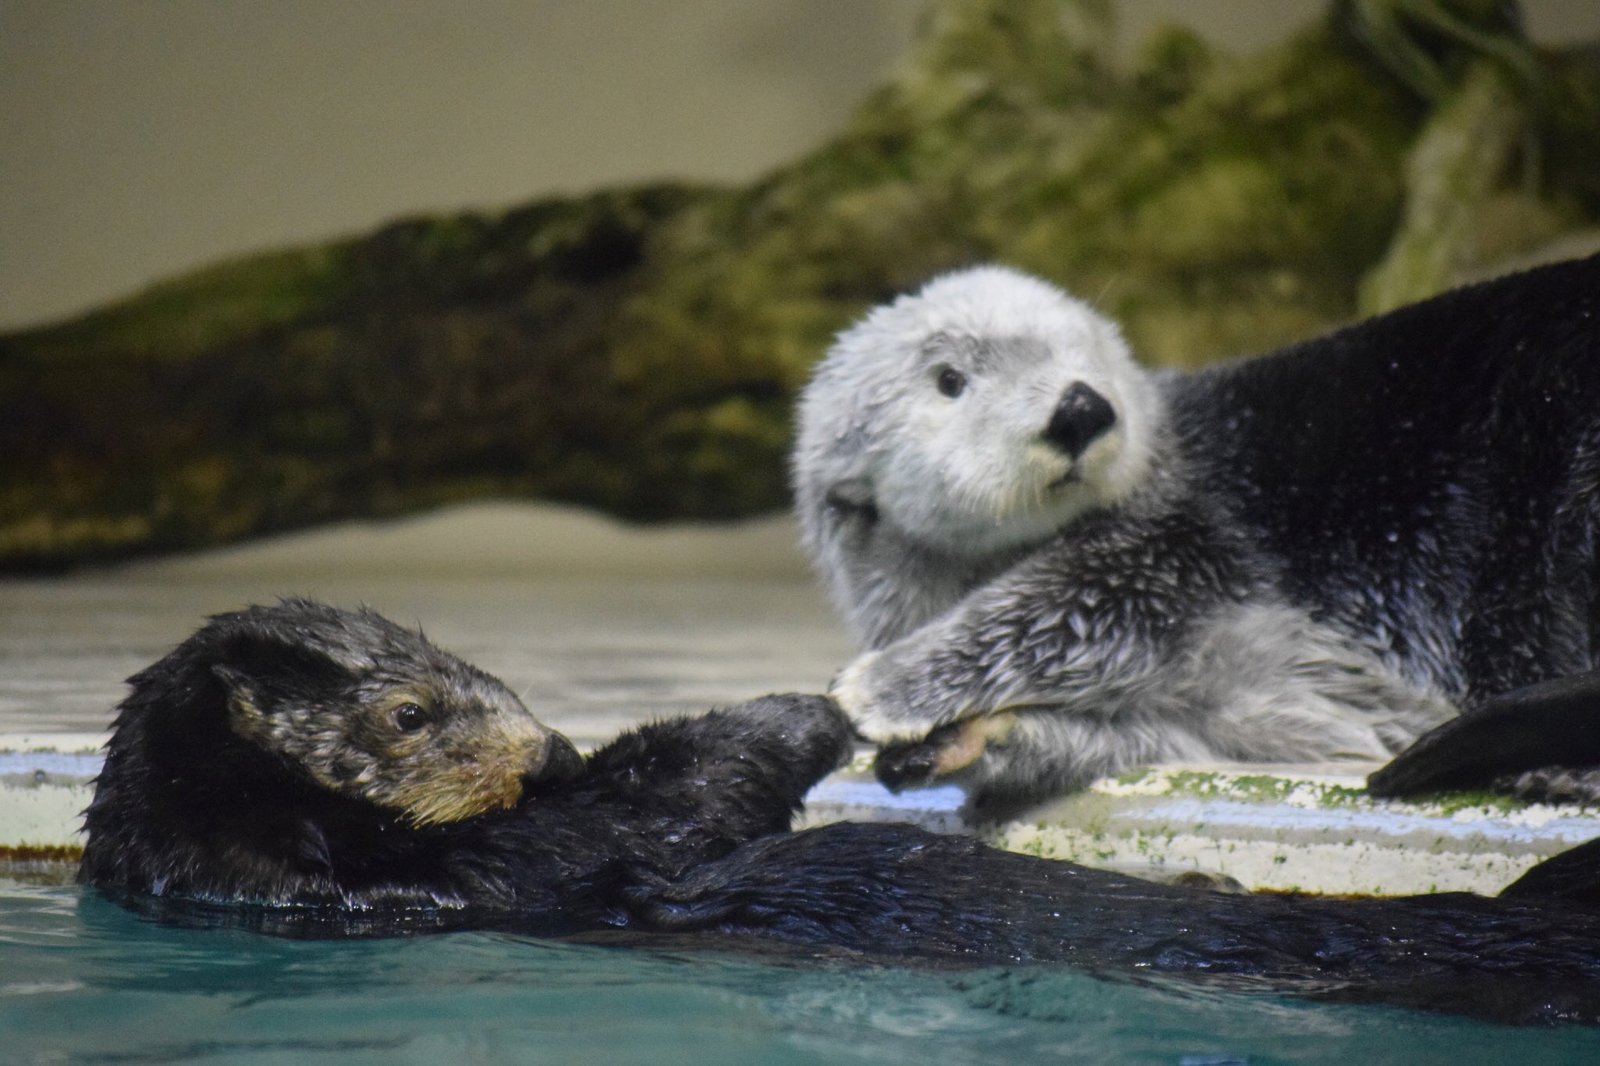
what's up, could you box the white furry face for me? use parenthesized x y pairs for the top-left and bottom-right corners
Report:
(797, 266), (1158, 560)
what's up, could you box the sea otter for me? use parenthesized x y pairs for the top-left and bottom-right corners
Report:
(796, 255), (1600, 812)
(79, 598), (850, 931)
(77, 600), (1600, 1024)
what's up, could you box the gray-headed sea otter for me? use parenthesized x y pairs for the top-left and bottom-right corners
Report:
(76, 600), (1600, 1024)
(795, 255), (1600, 812)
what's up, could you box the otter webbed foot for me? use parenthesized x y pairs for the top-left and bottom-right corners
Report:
(1369, 670), (1600, 798)
(1499, 836), (1600, 906)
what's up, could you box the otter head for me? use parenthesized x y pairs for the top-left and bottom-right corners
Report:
(795, 266), (1160, 629)
(211, 599), (581, 827)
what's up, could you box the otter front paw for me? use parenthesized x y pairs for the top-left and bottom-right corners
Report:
(829, 650), (931, 745)
(714, 692), (856, 774)
(875, 713), (1018, 792)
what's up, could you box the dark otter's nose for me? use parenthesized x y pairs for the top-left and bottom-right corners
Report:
(524, 733), (583, 792)
(1043, 382), (1116, 459)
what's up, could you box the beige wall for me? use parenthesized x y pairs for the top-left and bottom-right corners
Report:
(2, 0), (1595, 331)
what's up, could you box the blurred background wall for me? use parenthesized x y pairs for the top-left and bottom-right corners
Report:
(5, 0), (1596, 333)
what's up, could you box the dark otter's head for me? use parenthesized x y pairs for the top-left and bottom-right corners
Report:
(202, 598), (580, 826)
(94, 599), (579, 832)
(81, 599), (581, 908)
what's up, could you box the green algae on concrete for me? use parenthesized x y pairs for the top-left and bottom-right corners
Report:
(3, 0), (1598, 569)
(988, 763), (1600, 895)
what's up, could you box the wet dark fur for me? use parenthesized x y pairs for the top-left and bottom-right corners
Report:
(79, 602), (1600, 1024)
(1175, 254), (1600, 703)
(636, 822), (1600, 1025)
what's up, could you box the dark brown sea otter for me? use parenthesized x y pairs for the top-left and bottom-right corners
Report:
(79, 600), (1600, 1024)
(78, 598), (848, 931)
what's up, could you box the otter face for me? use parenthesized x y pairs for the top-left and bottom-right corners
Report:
(798, 266), (1159, 560)
(215, 600), (580, 827)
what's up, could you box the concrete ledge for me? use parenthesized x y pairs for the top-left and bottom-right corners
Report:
(802, 756), (1600, 897)
(0, 735), (102, 860)
(8, 735), (1596, 897)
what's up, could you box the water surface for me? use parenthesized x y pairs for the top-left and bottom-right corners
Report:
(10, 876), (1600, 1065)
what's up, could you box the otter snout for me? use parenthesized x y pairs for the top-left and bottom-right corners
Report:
(524, 731), (583, 791)
(1043, 382), (1116, 459)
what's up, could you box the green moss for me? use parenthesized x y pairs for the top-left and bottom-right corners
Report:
(1131, 23), (1213, 105)
(1153, 770), (1375, 810)
(1425, 790), (1530, 816)
(1315, 783), (1371, 807)
(9, 245), (353, 365)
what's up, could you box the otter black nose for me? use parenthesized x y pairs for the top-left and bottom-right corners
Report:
(1043, 382), (1116, 459)
(524, 732), (583, 792)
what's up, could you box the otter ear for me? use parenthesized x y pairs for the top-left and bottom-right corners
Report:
(213, 663), (272, 742)
(211, 623), (355, 704)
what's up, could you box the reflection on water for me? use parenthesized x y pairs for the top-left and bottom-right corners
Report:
(0, 505), (852, 744)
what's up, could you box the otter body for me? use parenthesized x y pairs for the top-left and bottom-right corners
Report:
(646, 821), (1600, 1025)
(798, 256), (1600, 810)
(79, 600), (849, 930)
(78, 602), (1600, 1024)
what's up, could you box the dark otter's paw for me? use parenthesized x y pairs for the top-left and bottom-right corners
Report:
(583, 692), (854, 840)
(874, 739), (942, 792)
(874, 713), (1017, 793)
(718, 692), (856, 773)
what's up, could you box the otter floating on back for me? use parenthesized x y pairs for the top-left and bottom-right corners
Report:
(795, 255), (1600, 813)
(79, 598), (848, 931)
(74, 600), (1600, 1024)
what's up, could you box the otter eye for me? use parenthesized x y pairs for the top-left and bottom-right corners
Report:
(935, 366), (967, 399)
(392, 702), (430, 733)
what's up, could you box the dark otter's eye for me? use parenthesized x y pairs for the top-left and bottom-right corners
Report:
(392, 702), (430, 733)
(936, 366), (967, 399)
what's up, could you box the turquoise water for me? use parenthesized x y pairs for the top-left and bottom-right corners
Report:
(7, 878), (1600, 1066)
